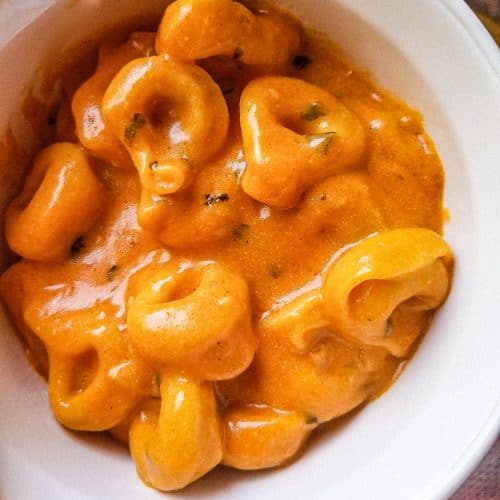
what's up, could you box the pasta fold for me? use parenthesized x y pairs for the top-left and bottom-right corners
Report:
(221, 404), (314, 470)
(218, 291), (397, 423)
(127, 261), (256, 380)
(102, 56), (229, 195)
(72, 32), (156, 168)
(130, 374), (222, 491)
(322, 228), (453, 356)
(5, 143), (105, 262)
(156, 0), (302, 73)
(23, 302), (152, 431)
(240, 77), (367, 207)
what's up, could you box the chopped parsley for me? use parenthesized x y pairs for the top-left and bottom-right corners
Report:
(292, 54), (311, 70)
(306, 132), (336, 154)
(233, 47), (244, 59)
(305, 415), (318, 425)
(270, 263), (282, 278)
(384, 318), (393, 337)
(106, 264), (119, 281)
(233, 223), (250, 241)
(70, 236), (85, 258)
(204, 193), (229, 206)
(301, 102), (326, 121)
(124, 112), (146, 146)
(152, 373), (161, 398)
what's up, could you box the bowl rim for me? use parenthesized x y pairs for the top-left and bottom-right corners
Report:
(0, 1), (498, 499)
(429, 5), (500, 498)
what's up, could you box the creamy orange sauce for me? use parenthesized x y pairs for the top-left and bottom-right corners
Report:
(0, 0), (452, 492)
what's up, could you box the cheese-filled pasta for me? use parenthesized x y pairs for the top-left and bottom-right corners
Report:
(156, 0), (302, 73)
(127, 261), (256, 380)
(5, 143), (105, 262)
(102, 56), (229, 195)
(240, 77), (367, 207)
(137, 126), (253, 248)
(72, 32), (156, 168)
(218, 291), (398, 423)
(0, 0), (454, 492)
(129, 374), (222, 491)
(22, 299), (152, 431)
(322, 228), (453, 357)
(221, 405), (314, 470)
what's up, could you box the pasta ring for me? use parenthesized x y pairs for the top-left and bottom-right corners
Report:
(102, 55), (229, 195)
(240, 77), (367, 208)
(137, 135), (250, 248)
(322, 228), (453, 356)
(5, 143), (105, 262)
(218, 291), (397, 423)
(221, 404), (314, 470)
(156, 0), (302, 73)
(127, 261), (256, 380)
(23, 303), (153, 431)
(129, 374), (222, 491)
(46, 348), (150, 432)
(72, 32), (156, 168)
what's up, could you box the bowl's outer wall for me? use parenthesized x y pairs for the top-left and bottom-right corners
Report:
(0, 1), (499, 499)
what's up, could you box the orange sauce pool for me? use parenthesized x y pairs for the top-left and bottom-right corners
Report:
(0, 0), (452, 492)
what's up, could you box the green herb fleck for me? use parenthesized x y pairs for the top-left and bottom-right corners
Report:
(384, 318), (393, 337)
(133, 112), (145, 126)
(124, 112), (146, 146)
(306, 132), (336, 154)
(204, 193), (229, 206)
(149, 161), (158, 170)
(270, 263), (282, 278)
(301, 102), (326, 121)
(293, 54), (311, 70)
(106, 264), (119, 281)
(233, 47), (244, 59)
(152, 373), (161, 398)
(70, 236), (85, 258)
(233, 223), (250, 241)
(305, 415), (318, 425)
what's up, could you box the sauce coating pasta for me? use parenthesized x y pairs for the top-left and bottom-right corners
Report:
(0, 0), (453, 492)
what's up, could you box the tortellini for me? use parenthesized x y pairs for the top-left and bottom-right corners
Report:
(127, 261), (256, 380)
(126, 261), (256, 490)
(137, 135), (249, 248)
(322, 228), (453, 356)
(240, 77), (367, 208)
(23, 301), (152, 431)
(221, 405), (314, 470)
(72, 32), (156, 168)
(102, 56), (229, 195)
(129, 375), (222, 491)
(156, 0), (302, 73)
(218, 291), (398, 424)
(5, 143), (105, 262)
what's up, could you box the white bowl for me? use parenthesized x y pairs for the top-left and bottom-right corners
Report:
(0, 1), (499, 499)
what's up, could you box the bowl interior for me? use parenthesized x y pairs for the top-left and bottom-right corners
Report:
(0, 1), (499, 499)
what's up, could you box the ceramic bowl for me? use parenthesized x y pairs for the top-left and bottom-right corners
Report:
(0, 1), (499, 499)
